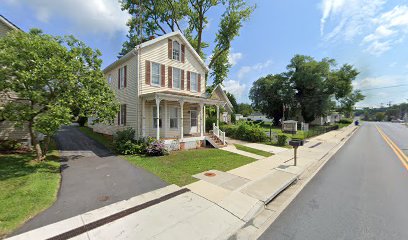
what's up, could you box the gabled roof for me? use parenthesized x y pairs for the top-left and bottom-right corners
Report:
(104, 31), (209, 73)
(0, 15), (21, 31)
(211, 84), (234, 113)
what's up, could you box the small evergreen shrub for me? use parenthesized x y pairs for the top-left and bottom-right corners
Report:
(276, 134), (288, 146)
(221, 122), (267, 142)
(338, 118), (353, 124)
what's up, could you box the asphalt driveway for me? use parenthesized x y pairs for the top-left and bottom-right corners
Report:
(15, 125), (167, 234)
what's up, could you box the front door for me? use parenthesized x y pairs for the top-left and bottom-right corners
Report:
(190, 110), (198, 133)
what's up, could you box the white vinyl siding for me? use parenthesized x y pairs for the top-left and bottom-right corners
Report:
(140, 35), (206, 97)
(190, 72), (198, 92)
(172, 67), (181, 89)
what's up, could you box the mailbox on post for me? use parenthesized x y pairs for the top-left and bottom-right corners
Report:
(289, 139), (304, 166)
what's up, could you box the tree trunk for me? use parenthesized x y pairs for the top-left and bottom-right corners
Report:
(28, 121), (43, 161)
(42, 135), (51, 158)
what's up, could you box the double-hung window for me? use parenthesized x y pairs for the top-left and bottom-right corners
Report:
(119, 104), (126, 126)
(172, 41), (180, 61)
(173, 67), (181, 89)
(190, 72), (198, 92)
(169, 107), (178, 129)
(153, 106), (162, 128)
(119, 67), (125, 88)
(151, 62), (161, 86)
(108, 74), (112, 84)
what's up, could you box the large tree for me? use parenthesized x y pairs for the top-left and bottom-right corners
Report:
(286, 55), (360, 123)
(249, 55), (362, 124)
(249, 74), (296, 125)
(338, 90), (365, 118)
(0, 30), (119, 161)
(119, 0), (254, 86)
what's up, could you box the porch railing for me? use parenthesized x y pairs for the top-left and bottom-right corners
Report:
(212, 123), (226, 145)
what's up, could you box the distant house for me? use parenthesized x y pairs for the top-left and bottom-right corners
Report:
(235, 114), (246, 121)
(247, 112), (273, 122)
(89, 31), (233, 150)
(0, 15), (31, 146)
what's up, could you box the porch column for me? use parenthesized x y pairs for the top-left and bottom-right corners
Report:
(203, 105), (206, 134)
(141, 98), (146, 137)
(216, 104), (220, 127)
(155, 97), (161, 140)
(200, 102), (204, 137)
(179, 100), (184, 141)
(163, 101), (167, 138)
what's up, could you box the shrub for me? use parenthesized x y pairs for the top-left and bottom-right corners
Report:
(221, 122), (267, 142)
(146, 140), (168, 156)
(0, 140), (23, 151)
(276, 134), (288, 146)
(205, 116), (217, 132)
(113, 128), (137, 155)
(338, 118), (353, 124)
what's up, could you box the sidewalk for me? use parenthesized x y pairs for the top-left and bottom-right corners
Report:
(8, 125), (358, 240)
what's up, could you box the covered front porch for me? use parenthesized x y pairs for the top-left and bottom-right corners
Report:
(140, 92), (227, 146)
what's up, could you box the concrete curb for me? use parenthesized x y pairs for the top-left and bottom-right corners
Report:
(232, 125), (360, 239)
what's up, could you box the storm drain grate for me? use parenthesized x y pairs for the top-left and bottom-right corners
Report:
(46, 188), (190, 240)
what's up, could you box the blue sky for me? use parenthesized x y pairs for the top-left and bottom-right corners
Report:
(2, 0), (408, 108)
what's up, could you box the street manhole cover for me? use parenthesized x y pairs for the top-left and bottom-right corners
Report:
(97, 195), (110, 202)
(204, 172), (216, 177)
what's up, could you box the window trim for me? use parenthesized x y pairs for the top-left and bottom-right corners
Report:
(172, 40), (181, 61)
(190, 109), (198, 128)
(119, 104), (126, 126)
(119, 67), (125, 88)
(150, 62), (161, 87)
(108, 74), (112, 84)
(190, 72), (198, 92)
(172, 67), (181, 90)
(169, 107), (179, 129)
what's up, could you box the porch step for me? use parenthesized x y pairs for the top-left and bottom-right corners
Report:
(205, 136), (227, 149)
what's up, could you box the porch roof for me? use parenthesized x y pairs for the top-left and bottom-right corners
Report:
(141, 92), (226, 106)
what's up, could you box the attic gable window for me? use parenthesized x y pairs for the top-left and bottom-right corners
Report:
(172, 41), (180, 61)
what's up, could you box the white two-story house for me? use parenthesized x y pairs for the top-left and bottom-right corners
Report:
(90, 31), (233, 150)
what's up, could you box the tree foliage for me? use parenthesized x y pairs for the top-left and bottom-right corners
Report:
(236, 103), (253, 117)
(0, 29), (119, 161)
(250, 55), (362, 124)
(225, 91), (238, 113)
(119, 0), (254, 86)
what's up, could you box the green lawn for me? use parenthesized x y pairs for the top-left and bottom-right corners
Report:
(124, 149), (255, 186)
(78, 126), (113, 150)
(234, 144), (273, 157)
(0, 143), (60, 238)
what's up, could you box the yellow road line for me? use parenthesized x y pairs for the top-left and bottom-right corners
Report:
(376, 125), (408, 171)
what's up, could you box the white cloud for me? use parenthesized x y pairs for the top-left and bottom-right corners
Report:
(353, 75), (405, 90)
(320, 0), (385, 41)
(223, 80), (246, 98)
(237, 60), (273, 80)
(362, 5), (408, 55)
(6, 0), (130, 36)
(228, 51), (243, 66)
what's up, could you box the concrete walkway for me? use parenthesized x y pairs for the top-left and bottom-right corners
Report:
(13, 126), (167, 236)
(221, 145), (265, 160)
(8, 125), (358, 240)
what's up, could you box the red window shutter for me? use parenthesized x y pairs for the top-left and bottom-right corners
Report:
(181, 70), (184, 90)
(145, 60), (150, 85)
(124, 65), (127, 88)
(168, 39), (172, 59)
(181, 44), (185, 63)
(124, 104), (127, 126)
(198, 74), (201, 93)
(118, 68), (120, 89)
(187, 71), (190, 91)
(168, 66), (172, 88)
(161, 64), (166, 87)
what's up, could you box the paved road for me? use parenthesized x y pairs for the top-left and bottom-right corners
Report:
(15, 126), (167, 235)
(259, 122), (408, 240)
